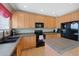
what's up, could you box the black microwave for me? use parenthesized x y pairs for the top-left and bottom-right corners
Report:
(35, 23), (44, 28)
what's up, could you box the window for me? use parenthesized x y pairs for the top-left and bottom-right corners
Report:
(0, 12), (10, 29)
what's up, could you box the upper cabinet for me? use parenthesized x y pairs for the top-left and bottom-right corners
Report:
(12, 12), (56, 28)
(12, 13), (18, 28)
(12, 12), (28, 28)
(56, 12), (79, 28)
(0, 3), (12, 29)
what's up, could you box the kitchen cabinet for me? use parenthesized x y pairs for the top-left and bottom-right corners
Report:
(12, 12), (25, 28)
(12, 13), (18, 28)
(16, 35), (36, 56)
(55, 12), (79, 38)
(45, 33), (60, 39)
(12, 12), (31, 28)
(56, 11), (79, 28)
(12, 12), (56, 28)
(21, 36), (36, 49)
(18, 13), (25, 28)
(21, 46), (45, 56)
(44, 17), (56, 28)
(24, 13), (30, 28)
(29, 14), (35, 28)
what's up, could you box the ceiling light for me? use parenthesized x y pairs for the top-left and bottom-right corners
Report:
(24, 5), (28, 8)
(40, 9), (44, 12)
(52, 12), (55, 14)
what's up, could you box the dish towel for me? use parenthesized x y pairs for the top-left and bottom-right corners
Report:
(39, 35), (44, 40)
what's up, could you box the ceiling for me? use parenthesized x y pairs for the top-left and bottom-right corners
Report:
(9, 3), (79, 17)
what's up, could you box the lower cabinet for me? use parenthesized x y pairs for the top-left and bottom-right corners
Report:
(21, 46), (45, 56)
(45, 33), (61, 39)
(16, 35), (36, 56)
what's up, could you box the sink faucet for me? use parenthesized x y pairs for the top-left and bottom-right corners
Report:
(2, 30), (5, 40)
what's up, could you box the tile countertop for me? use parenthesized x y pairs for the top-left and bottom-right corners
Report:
(0, 37), (21, 56)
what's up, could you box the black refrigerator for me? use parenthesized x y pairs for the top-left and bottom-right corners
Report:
(61, 21), (79, 41)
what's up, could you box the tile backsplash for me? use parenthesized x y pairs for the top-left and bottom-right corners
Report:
(14, 28), (55, 34)
(15, 29), (34, 34)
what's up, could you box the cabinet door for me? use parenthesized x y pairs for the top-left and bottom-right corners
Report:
(18, 13), (25, 28)
(23, 37), (31, 49)
(29, 36), (36, 47)
(12, 13), (18, 28)
(16, 43), (22, 56)
(46, 33), (60, 39)
(46, 34), (54, 39)
(21, 36), (36, 50)
(16, 36), (36, 56)
(16, 37), (25, 56)
(21, 47), (45, 56)
(12, 12), (25, 28)
(24, 13), (30, 28)
(44, 17), (51, 28)
(29, 14), (35, 28)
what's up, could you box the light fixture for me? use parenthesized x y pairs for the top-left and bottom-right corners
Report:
(24, 5), (28, 8)
(52, 12), (55, 14)
(52, 12), (58, 19)
(40, 9), (44, 12)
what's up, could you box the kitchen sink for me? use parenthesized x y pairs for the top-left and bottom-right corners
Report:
(0, 36), (19, 44)
(7, 36), (19, 39)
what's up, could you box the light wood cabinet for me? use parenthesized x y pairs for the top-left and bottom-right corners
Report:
(44, 16), (56, 28)
(29, 14), (35, 28)
(21, 47), (45, 56)
(16, 35), (36, 56)
(12, 12), (56, 28)
(24, 13), (30, 28)
(21, 36), (36, 49)
(18, 13), (25, 28)
(56, 11), (79, 28)
(45, 33), (60, 39)
(12, 13), (18, 28)
(12, 12), (25, 28)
